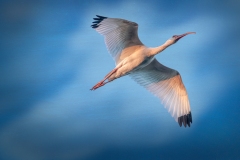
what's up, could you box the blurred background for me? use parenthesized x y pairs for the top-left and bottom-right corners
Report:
(0, 0), (240, 159)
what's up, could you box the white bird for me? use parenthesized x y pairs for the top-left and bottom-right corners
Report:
(90, 15), (195, 127)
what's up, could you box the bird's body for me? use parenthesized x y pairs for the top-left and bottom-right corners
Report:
(90, 15), (195, 127)
(111, 45), (153, 80)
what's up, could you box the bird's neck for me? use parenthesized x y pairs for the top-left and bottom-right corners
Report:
(148, 40), (173, 57)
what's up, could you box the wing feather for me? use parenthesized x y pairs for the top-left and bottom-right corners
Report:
(130, 59), (192, 127)
(91, 15), (143, 62)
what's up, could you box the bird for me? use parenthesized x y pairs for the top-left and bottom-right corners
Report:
(90, 15), (195, 127)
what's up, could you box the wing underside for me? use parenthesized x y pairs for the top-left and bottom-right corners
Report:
(130, 59), (192, 127)
(91, 15), (143, 63)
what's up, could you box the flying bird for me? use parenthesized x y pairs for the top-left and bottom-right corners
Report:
(90, 15), (195, 127)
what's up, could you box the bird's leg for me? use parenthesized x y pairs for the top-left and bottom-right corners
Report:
(90, 80), (111, 90)
(90, 68), (118, 90)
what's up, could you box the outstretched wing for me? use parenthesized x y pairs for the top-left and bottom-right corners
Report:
(130, 59), (192, 127)
(91, 15), (143, 63)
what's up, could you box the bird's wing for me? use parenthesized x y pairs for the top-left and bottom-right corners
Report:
(129, 59), (192, 127)
(91, 15), (143, 63)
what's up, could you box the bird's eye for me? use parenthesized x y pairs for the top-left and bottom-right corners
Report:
(172, 35), (177, 38)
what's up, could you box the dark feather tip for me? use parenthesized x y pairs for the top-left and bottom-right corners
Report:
(92, 20), (101, 24)
(91, 15), (107, 29)
(91, 24), (99, 28)
(178, 112), (192, 127)
(96, 15), (107, 19)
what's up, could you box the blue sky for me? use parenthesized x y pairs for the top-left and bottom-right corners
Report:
(0, 0), (240, 160)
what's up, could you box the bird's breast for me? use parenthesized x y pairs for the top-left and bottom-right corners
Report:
(115, 47), (154, 76)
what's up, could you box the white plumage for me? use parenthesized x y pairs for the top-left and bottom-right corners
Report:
(93, 17), (143, 62)
(91, 15), (195, 127)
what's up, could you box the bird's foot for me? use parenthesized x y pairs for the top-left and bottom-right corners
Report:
(90, 68), (118, 91)
(90, 80), (106, 90)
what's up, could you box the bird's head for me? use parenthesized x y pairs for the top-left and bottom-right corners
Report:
(167, 32), (196, 45)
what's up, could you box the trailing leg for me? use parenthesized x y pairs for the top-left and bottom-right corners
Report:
(90, 68), (118, 90)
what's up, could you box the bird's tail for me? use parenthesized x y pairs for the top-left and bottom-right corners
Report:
(90, 68), (118, 90)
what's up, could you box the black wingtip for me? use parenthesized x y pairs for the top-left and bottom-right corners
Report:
(96, 15), (107, 19)
(178, 112), (192, 127)
(91, 24), (99, 28)
(91, 15), (107, 29)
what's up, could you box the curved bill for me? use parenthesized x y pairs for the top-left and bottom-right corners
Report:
(176, 32), (196, 41)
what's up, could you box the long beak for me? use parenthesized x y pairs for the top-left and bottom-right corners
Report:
(176, 32), (196, 41)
